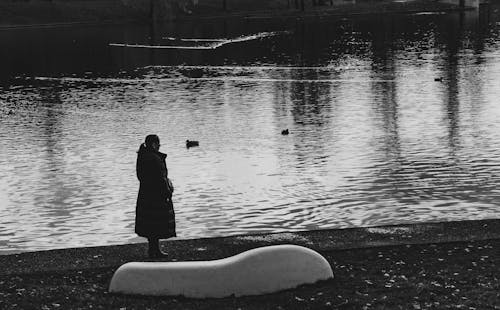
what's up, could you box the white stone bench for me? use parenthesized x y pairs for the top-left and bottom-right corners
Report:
(109, 244), (333, 298)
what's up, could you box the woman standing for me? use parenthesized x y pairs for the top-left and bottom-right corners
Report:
(135, 134), (176, 258)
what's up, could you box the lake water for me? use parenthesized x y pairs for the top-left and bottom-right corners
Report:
(1, 6), (500, 254)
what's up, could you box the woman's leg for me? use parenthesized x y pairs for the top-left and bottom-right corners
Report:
(147, 238), (158, 254)
(148, 238), (167, 258)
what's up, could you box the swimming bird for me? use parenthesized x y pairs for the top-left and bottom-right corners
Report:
(281, 129), (289, 135)
(418, 172), (433, 179)
(186, 140), (199, 148)
(181, 68), (204, 79)
(190, 68), (204, 78)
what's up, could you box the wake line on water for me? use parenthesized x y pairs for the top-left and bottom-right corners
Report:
(109, 43), (216, 50)
(110, 31), (288, 50)
(33, 76), (397, 84)
(142, 65), (343, 70)
(163, 37), (227, 42)
(411, 11), (446, 15)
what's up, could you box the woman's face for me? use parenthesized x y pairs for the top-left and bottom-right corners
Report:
(152, 140), (160, 151)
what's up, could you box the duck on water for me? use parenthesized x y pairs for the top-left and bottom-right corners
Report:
(186, 140), (199, 148)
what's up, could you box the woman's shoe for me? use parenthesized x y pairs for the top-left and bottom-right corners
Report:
(148, 249), (168, 258)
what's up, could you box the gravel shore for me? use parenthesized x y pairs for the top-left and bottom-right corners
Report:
(1, 219), (499, 309)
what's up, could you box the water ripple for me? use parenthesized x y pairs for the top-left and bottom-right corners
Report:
(3, 10), (500, 253)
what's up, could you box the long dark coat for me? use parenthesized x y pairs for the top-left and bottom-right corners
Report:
(135, 145), (176, 239)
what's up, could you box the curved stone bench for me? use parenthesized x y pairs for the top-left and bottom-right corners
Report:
(109, 244), (333, 298)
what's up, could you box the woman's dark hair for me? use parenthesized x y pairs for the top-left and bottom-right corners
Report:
(145, 134), (160, 148)
(138, 134), (160, 152)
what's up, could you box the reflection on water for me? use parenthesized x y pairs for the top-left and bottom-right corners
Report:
(1, 7), (500, 253)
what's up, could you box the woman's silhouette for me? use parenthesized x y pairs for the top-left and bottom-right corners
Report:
(135, 134), (176, 258)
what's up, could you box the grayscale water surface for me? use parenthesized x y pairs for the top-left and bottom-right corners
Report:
(1, 7), (500, 253)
